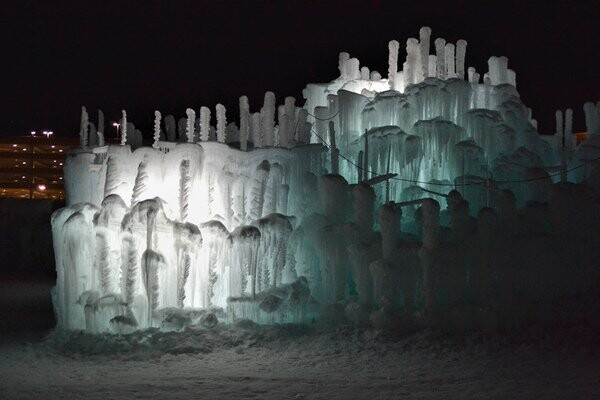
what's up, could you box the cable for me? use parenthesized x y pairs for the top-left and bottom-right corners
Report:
(305, 110), (340, 121)
(310, 126), (599, 187)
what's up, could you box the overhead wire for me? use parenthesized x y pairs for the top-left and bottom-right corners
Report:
(308, 125), (598, 187)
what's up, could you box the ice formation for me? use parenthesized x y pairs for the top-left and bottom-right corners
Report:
(53, 28), (600, 333)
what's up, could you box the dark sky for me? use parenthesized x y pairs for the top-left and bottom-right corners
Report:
(1, 0), (598, 138)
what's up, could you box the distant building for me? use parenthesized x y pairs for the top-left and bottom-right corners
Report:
(0, 135), (79, 199)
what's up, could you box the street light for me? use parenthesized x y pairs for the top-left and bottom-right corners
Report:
(113, 122), (120, 139)
(42, 131), (53, 138)
(30, 131), (36, 136)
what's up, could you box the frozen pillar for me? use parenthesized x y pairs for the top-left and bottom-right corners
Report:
(378, 203), (401, 261)
(200, 106), (210, 142)
(419, 27), (432, 79)
(261, 91), (276, 146)
(455, 39), (467, 80)
(239, 96), (250, 151)
(434, 38), (446, 80)
(418, 198), (440, 314)
(445, 43), (455, 79)
(388, 40), (399, 90)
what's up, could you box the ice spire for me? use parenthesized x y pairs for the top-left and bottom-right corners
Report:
(200, 106), (210, 142)
(445, 43), (455, 78)
(556, 110), (564, 145)
(239, 96), (250, 151)
(186, 108), (196, 143)
(284, 96), (296, 139)
(261, 91), (276, 146)
(216, 104), (226, 143)
(584, 101), (600, 136)
(79, 106), (89, 148)
(419, 27), (432, 79)
(434, 38), (446, 79)
(360, 66), (370, 80)
(97, 109), (105, 146)
(153, 111), (161, 148)
(120, 110), (127, 146)
(251, 112), (262, 148)
(387, 40), (399, 90)
(404, 38), (419, 86)
(455, 39), (467, 80)
(565, 108), (573, 148)
(338, 52), (350, 79)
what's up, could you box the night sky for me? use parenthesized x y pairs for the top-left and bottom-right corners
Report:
(1, 0), (598, 138)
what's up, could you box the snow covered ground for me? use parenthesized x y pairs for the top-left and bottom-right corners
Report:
(1, 281), (599, 399)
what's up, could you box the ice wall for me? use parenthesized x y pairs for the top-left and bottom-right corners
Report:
(54, 27), (598, 334)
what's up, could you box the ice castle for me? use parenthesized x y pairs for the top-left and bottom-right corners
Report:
(52, 27), (600, 333)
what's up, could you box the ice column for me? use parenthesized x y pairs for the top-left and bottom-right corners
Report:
(419, 27), (432, 79)
(186, 108), (196, 143)
(565, 108), (574, 150)
(165, 114), (176, 141)
(455, 40), (467, 80)
(404, 38), (420, 86)
(419, 199), (440, 314)
(200, 106), (210, 142)
(445, 43), (455, 79)
(584, 101), (600, 136)
(378, 203), (401, 260)
(251, 112), (263, 148)
(261, 92), (276, 146)
(360, 66), (370, 80)
(216, 104), (226, 143)
(239, 96), (250, 151)
(434, 38), (446, 79)
(338, 52), (350, 79)
(97, 109), (105, 146)
(79, 106), (89, 148)
(556, 110), (564, 145)
(353, 183), (375, 233)
(388, 40), (399, 90)
(284, 96), (296, 138)
(153, 111), (161, 148)
(120, 110), (127, 145)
